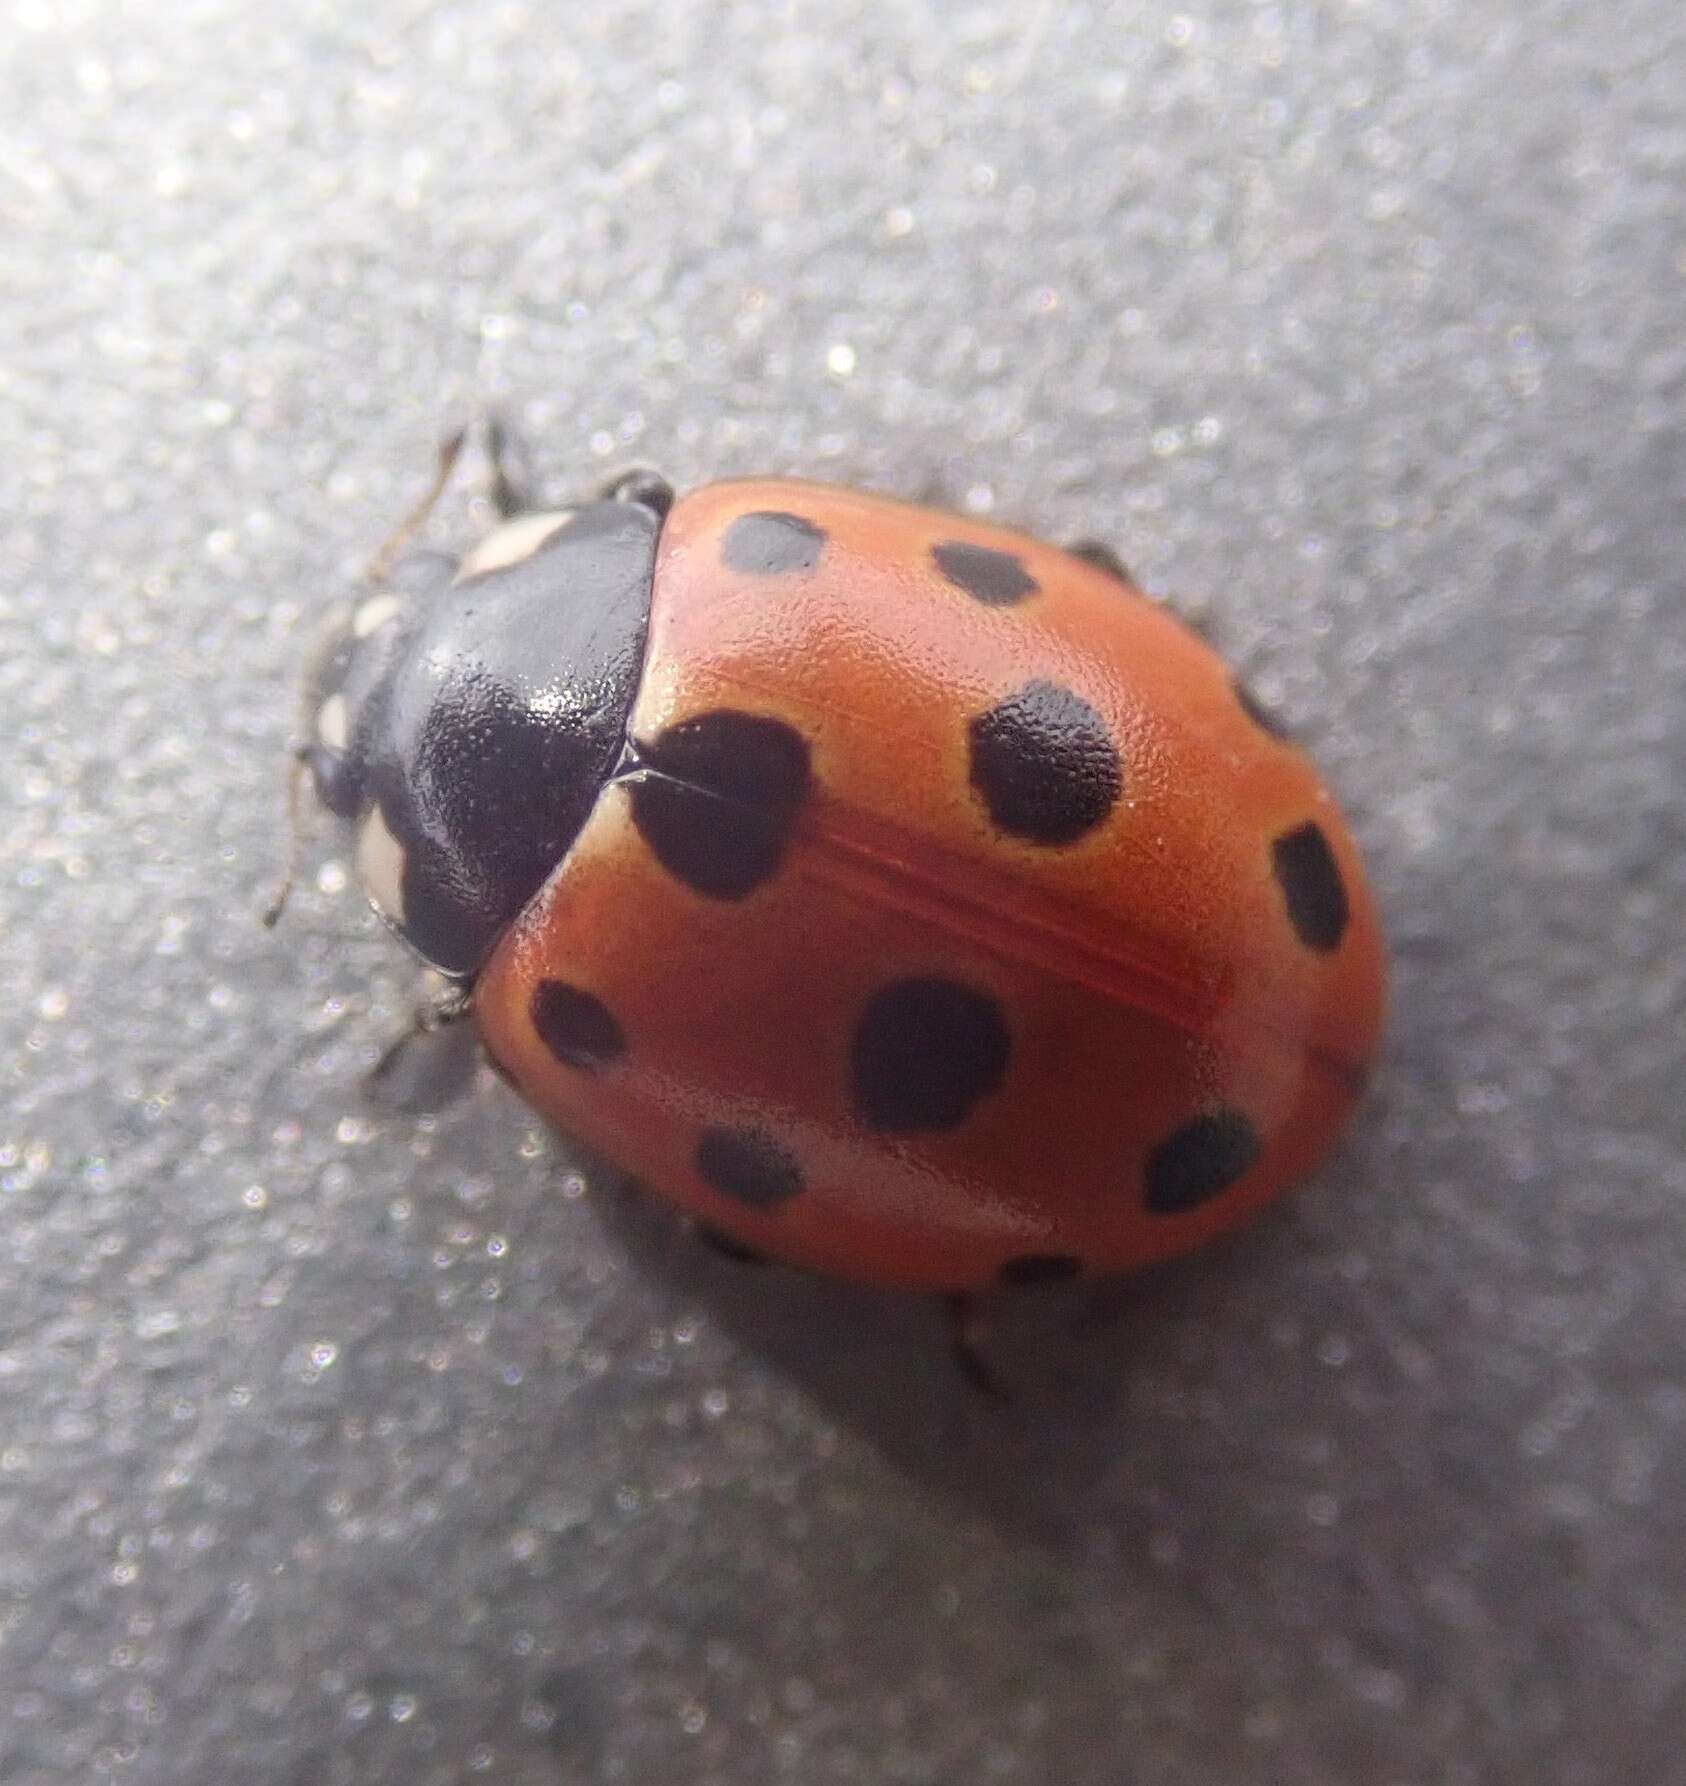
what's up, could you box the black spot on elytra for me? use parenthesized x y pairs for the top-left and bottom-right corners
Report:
(696, 1125), (805, 1209)
(696, 1223), (772, 1265)
(529, 980), (625, 1072)
(1234, 676), (1291, 741)
(721, 510), (827, 575)
(998, 1253), (1083, 1287)
(969, 679), (1122, 845)
(1272, 820), (1349, 951)
(628, 710), (811, 899)
(1144, 1110), (1262, 1214)
(851, 976), (1010, 1134)
(931, 540), (1040, 606)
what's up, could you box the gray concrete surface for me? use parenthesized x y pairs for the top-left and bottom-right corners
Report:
(4, 2), (1684, 1781)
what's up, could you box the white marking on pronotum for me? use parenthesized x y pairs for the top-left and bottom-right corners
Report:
(352, 593), (403, 638)
(316, 692), (349, 750)
(356, 804), (408, 926)
(455, 510), (575, 580)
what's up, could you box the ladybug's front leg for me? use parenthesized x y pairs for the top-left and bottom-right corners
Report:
(369, 976), (474, 1083)
(598, 466), (675, 520)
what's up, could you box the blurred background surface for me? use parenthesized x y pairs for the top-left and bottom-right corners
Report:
(3, 1), (1683, 1780)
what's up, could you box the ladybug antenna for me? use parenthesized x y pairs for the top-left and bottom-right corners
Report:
(261, 749), (311, 929)
(365, 423), (469, 585)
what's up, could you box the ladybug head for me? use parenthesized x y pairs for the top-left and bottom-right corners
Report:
(292, 501), (658, 979)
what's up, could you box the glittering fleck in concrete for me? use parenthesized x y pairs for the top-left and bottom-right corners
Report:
(3, 2), (1684, 1782)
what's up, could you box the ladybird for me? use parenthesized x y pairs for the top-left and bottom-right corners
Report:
(278, 429), (1385, 1297)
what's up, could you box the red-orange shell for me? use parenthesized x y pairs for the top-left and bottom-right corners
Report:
(474, 480), (1385, 1292)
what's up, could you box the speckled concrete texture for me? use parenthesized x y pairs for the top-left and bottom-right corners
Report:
(4, 2), (1684, 1781)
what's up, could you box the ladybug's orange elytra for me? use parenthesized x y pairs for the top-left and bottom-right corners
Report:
(299, 464), (1385, 1294)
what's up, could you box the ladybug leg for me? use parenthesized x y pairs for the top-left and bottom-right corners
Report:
(365, 424), (469, 584)
(485, 413), (536, 519)
(695, 1223), (772, 1266)
(260, 747), (314, 929)
(598, 466), (675, 520)
(945, 1293), (1010, 1402)
(1066, 538), (1136, 586)
(1069, 537), (1222, 642)
(369, 976), (474, 1083)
